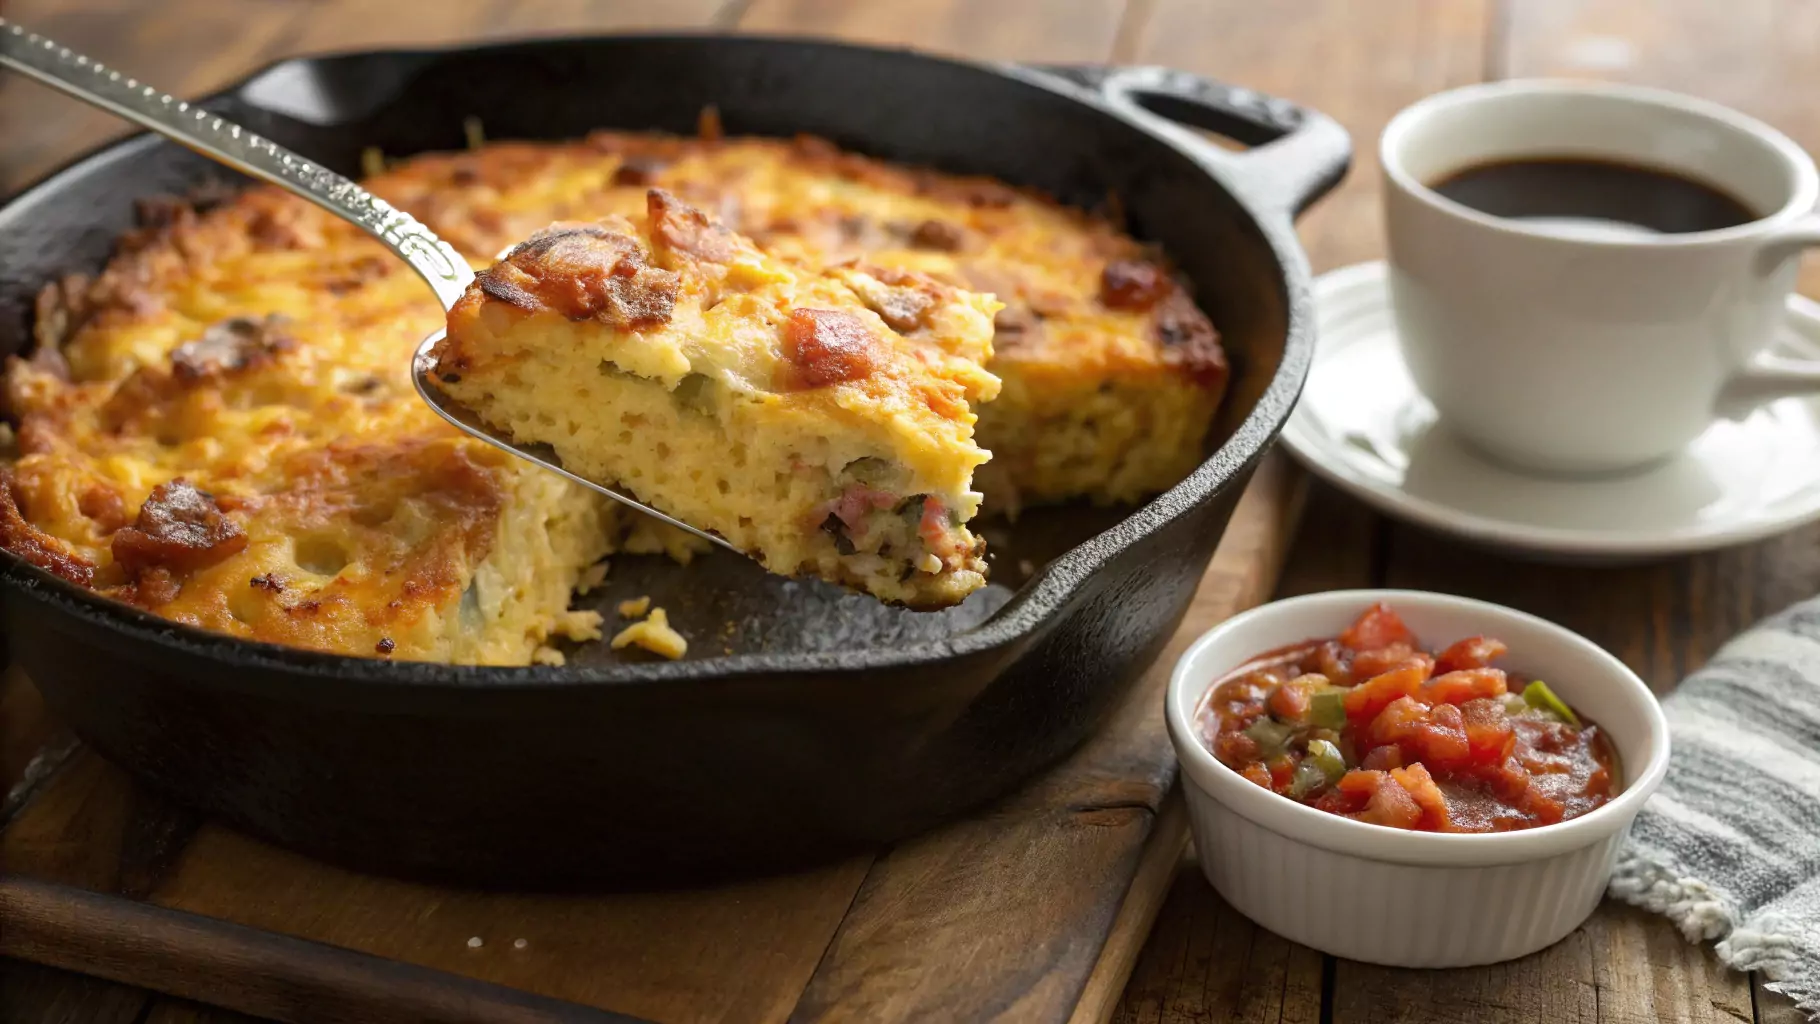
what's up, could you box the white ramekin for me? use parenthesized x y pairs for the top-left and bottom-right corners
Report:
(1166, 589), (1671, 968)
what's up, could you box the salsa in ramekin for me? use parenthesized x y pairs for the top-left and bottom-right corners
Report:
(1195, 602), (1617, 832)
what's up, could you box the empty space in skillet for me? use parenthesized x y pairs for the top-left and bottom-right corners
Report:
(560, 506), (1125, 661)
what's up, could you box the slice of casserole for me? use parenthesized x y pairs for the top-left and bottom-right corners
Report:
(520, 131), (1230, 515)
(430, 190), (1002, 608)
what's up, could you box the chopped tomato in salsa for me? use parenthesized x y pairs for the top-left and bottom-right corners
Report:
(1197, 603), (1617, 833)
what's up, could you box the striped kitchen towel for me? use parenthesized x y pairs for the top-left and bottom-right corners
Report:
(1609, 597), (1820, 1020)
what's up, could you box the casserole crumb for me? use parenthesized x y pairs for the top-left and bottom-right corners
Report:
(576, 562), (609, 594)
(611, 606), (688, 660)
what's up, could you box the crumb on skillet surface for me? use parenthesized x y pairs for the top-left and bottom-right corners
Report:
(610, 605), (688, 660)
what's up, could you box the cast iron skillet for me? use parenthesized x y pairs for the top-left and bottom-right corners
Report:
(0, 35), (1348, 885)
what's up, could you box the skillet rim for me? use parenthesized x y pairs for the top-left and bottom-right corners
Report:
(0, 32), (1319, 688)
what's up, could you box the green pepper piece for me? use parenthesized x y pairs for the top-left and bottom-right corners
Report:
(1304, 738), (1347, 783)
(1522, 680), (1581, 726)
(1288, 759), (1328, 799)
(1308, 690), (1347, 731)
(1244, 716), (1296, 757)
(1287, 739), (1347, 799)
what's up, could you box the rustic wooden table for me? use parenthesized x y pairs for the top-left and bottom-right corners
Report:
(0, 1), (1814, 1022)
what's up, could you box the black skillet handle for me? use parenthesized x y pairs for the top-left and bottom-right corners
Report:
(1029, 64), (1351, 219)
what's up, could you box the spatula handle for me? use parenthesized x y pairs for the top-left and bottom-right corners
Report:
(0, 18), (473, 309)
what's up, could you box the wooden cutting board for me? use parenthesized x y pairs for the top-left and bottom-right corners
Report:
(0, 454), (1304, 1024)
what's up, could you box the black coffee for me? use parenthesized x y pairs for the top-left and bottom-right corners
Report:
(1428, 157), (1759, 234)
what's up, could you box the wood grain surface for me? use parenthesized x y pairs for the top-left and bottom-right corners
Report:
(0, 876), (638, 1024)
(0, 451), (1301, 1024)
(1, 0), (1814, 1022)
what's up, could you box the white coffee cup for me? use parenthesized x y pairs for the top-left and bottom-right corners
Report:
(1381, 79), (1820, 475)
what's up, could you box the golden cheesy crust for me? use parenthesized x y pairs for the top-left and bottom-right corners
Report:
(0, 128), (1226, 662)
(432, 191), (1001, 608)
(2, 184), (617, 664)
(380, 130), (1228, 512)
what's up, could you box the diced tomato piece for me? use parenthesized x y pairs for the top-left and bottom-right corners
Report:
(1215, 680), (1259, 712)
(1351, 641), (1417, 680)
(1344, 769), (1423, 830)
(1369, 697), (1470, 770)
(1461, 698), (1517, 764)
(1585, 763), (1612, 798)
(1360, 744), (1406, 770)
(1343, 659), (1433, 723)
(1435, 636), (1508, 673)
(1422, 667), (1509, 705)
(1267, 677), (1314, 721)
(1418, 702), (1471, 768)
(1239, 763), (1273, 789)
(1366, 695), (1428, 747)
(1308, 640), (1352, 685)
(1212, 729), (1260, 767)
(1340, 602), (1416, 652)
(1310, 786), (1367, 816)
(1267, 756), (1296, 791)
(1390, 763), (1453, 832)
(1212, 677), (1268, 707)
(1519, 717), (1578, 754)
(1483, 754), (1532, 801)
(1524, 789), (1566, 825)
(1336, 769), (1383, 797)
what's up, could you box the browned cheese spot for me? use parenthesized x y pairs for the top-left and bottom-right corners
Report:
(783, 309), (883, 389)
(0, 469), (95, 586)
(1099, 259), (1173, 311)
(646, 188), (740, 264)
(477, 224), (679, 330)
(908, 219), (966, 252)
(1153, 292), (1228, 389)
(171, 315), (297, 382)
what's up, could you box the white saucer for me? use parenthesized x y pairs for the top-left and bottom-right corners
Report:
(1282, 260), (1820, 560)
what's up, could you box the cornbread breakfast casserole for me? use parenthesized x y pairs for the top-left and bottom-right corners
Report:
(432, 190), (1000, 608)
(0, 128), (1226, 662)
